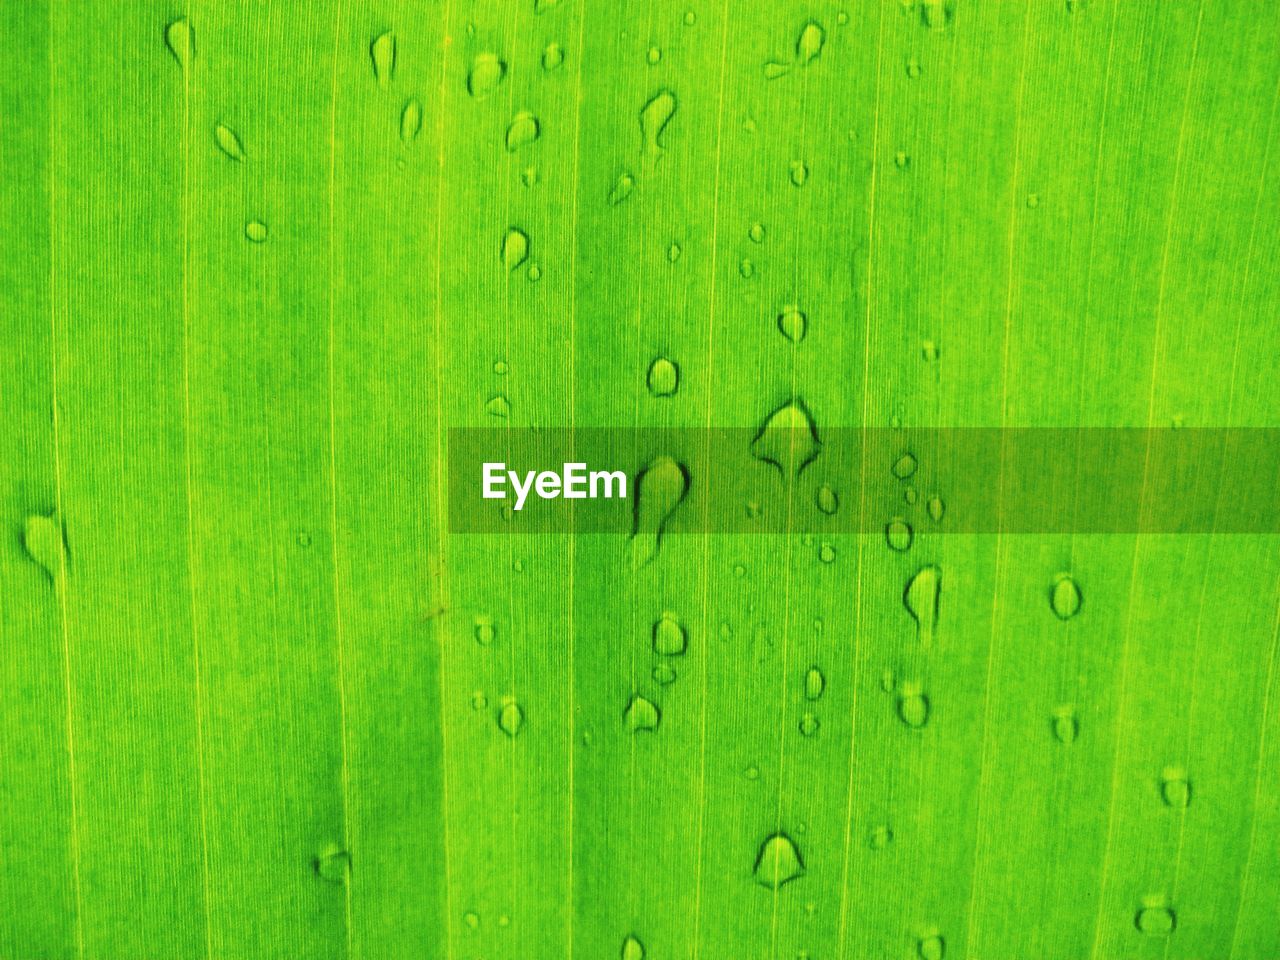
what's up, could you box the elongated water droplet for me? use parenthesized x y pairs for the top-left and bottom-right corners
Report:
(498, 701), (524, 736)
(796, 21), (826, 63)
(752, 399), (820, 478)
(214, 124), (245, 161)
(542, 43), (564, 70)
(631, 456), (689, 568)
(816, 484), (839, 515)
(904, 565), (940, 647)
(503, 228), (529, 271)
(624, 695), (660, 732)
(165, 18), (194, 70)
(897, 683), (929, 729)
(753, 833), (804, 889)
(778, 307), (807, 343)
(23, 513), (65, 582)
(621, 934), (645, 960)
(1160, 767), (1190, 808)
(1050, 575), (1082, 620)
(892, 452), (918, 479)
(506, 111), (540, 151)
(804, 666), (825, 701)
(370, 32), (396, 89)
(400, 99), (423, 142)
(764, 61), (792, 80)
(640, 89), (677, 155)
(653, 612), (688, 656)
(245, 220), (268, 243)
(1135, 901), (1175, 936)
(927, 496), (945, 522)
(886, 519), (913, 552)
(789, 160), (809, 186)
(315, 845), (351, 883)
(917, 932), (945, 960)
(1052, 706), (1078, 744)
(468, 53), (507, 98)
(609, 171), (637, 206)
(646, 357), (679, 396)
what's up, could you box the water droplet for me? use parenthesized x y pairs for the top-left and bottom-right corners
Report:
(804, 666), (825, 700)
(527, 263), (542, 282)
(904, 487), (918, 505)
(493, 360), (508, 375)
(904, 565), (940, 647)
(646, 357), (679, 397)
(1160, 767), (1191, 808)
(542, 43), (565, 70)
(641, 89), (678, 155)
(733, 563), (747, 578)
(815, 484), (839, 515)
(622, 934), (646, 960)
(683, 10), (697, 25)
(503, 228), (529, 271)
(1135, 902), (1175, 937)
(463, 911), (480, 929)
(892, 452), (918, 479)
(666, 242), (682, 262)
(776, 307), (808, 343)
(921, 0), (952, 30)
(753, 833), (804, 889)
(789, 160), (809, 186)
(471, 692), (488, 710)
(245, 220), (268, 243)
(485, 395), (510, 418)
(624, 695), (661, 732)
(23, 513), (65, 582)
(468, 53), (507, 98)
(630, 456), (689, 568)
(744, 765), (760, 780)
(748, 222), (766, 243)
(609, 171), (637, 206)
(1050, 575), (1082, 620)
(522, 166), (539, 188)
(880, 668), (896, 692)
(653, 612), (688, 656)
(647, 47), (662, 65)
(1052, 706), (1078, 744)
(917, 931), (945, 960)
(1026, 192), (1040, 208)
(922, 339), (939, 361)
(796, 21), (826, 63)
(400, 99), (423, 142)
(819, 543), (836, 564)
(886, 518), (913, 552)
(927, 496), (945, 521)
(752, 399), (821, 478)
(296, 531), (312, 548)
(764, 61), (792, 80)
(739, 259), (755, 279)
(370, 32), (396, 90)
(906, 57), (922, 78)
(506, 111), (540, 151)
(164, 18), (194, 70)
(897, 684), (930, 729)
(214, 124), (245, 161)
(869, 825), (893, 849)
(799, 713), (820, 736)
(498, 701), (524, 737)
(512, 558), (525, 574)
(315, 845), (351, 883)
(653, 663), (677, 685)
(474, 616), (496, 645)
(895, 150), (912, 171)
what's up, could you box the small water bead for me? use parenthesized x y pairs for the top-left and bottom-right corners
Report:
(789, 160), (810, 186)
(868, 825), (893, 849)
(371, 32), (396, 89)
(777, 307), (807, 343)
(164, 19), (194, 71)
(493, 360), (508, 375)
(498, 700), (524, 736)
(653, 663), (677, 685)
(880, 668), (896, 692)
(245, 220), (268, 243)
(921, 0), (953, 30)
(1135, 902), (1176, 936)
(471, 692), (488, 710)
(753, 833), (804, 889)
(463, 911), (480, 929)
(505, 111), (541, 151)
(22, 513), (66, 581)
(622, 934), (646, 960)
(400, 99), (423, 143)
(927, 496), (945, 522)
(897, 684), (930, 729)
(749, 222), (766, 243)
(652, 612), (688, 656)
(904, 487), (918, 505)
(922, 339), (939, 361)
(474, 616), (496, 645)
(1160, 767), (1191, 808)
(906, 57), (922, 78)
(468, 53), (507, 98)
(296, 531), (313, 548)
(819, 544), (836, 564)
(214, 124), (246, 161)
(512, 558), (525, 573)
(799, 713), (820, 736)
(624, 695), (661, 732)
(733, 564), (747, 578)
(892, 452), (918, 479)
(498, 915), (510, 927)
(485, 395), (510, 418)
(542, 43), (565, 71)
(886, 519), (913, 552)
(744, 765), (760, 780)
(527, 263), (542, 282)
(917, 932), (945, 960)
(738, 259), (755, 279)
(666, 242), (683, 263)
(1026, 192), (1040, 208)
(683, 10), (697, 25)
(816, 484), (839, 515)
(1050, 574), (1082, 620)
(804, 667), (825, 701)
(1052, 706), (1078, 744)
(609, 171), (636, 205)
(647, 47), (662, 65)
(647, 357), (679, 397)
(315, 846), (352, 883)
(522, 166), (539, 188)
(895, 150), (911, 169)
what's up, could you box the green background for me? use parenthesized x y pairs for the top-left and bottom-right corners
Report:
(1, 1), (1278, 958)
